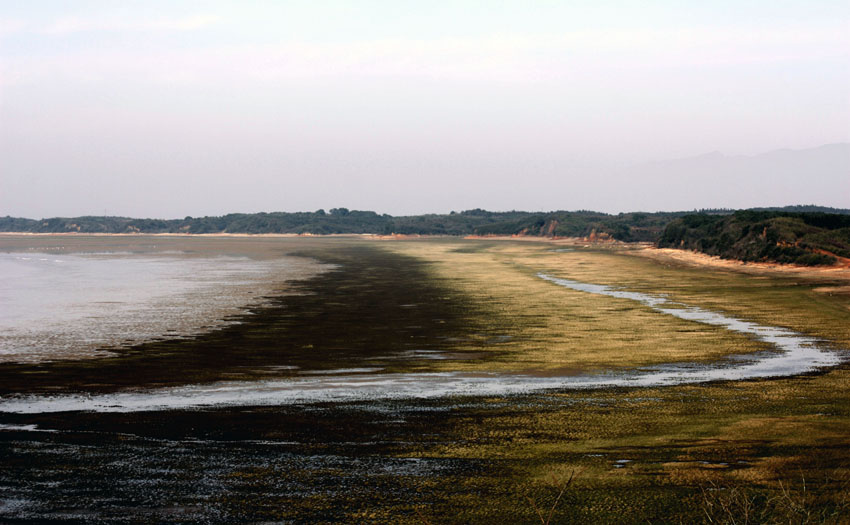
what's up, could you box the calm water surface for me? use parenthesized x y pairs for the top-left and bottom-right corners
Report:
(0, 250), (320, 363)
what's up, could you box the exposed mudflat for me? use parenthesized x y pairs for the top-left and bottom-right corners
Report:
(1, 273), (842, 414)
(1, 236), (849, 523)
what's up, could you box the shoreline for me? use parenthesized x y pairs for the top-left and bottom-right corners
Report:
(0, 231), (377, 238)
(4, 272), (843, 413)
(459, 234), (850, 283)
(0, 245), (330, 365)
(632, 245), (850, 284)
(9, 231), (840, 284)
(0, 241), (482, 395)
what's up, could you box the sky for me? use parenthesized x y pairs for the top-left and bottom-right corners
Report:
(1, 1), (848, 218)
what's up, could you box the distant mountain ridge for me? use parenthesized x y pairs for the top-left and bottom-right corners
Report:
(623, 143), (849, 212)
(643, 143), (849, 168)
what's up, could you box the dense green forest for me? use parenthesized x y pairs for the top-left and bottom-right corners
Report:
(658, 211), (850, 265)
(3, 206), (850, 266)
(0, 208), (686, 240)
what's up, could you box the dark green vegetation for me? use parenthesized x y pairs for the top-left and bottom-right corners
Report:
(4, 205), (848, 241)
(659, 210), (850, 265)
(0, 243), (494, 396)
(470, 210), (682, 241)
(1, 208), (676, 239)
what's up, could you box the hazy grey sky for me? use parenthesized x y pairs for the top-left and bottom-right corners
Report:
(2, 1), (848, 218)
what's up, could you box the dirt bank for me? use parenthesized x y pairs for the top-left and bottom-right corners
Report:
(633, 246), (850, 284)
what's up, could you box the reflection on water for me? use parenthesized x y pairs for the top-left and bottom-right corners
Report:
(0, 252), (323, 363)
(0, 274), (843, 414)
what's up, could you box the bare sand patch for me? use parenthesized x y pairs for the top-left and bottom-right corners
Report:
(632, 246), (850, 282)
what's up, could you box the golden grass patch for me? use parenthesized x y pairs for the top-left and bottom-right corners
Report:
(378, 239), (849, 372)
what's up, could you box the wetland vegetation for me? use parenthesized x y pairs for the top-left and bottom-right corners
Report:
(1, 235), (849, 523)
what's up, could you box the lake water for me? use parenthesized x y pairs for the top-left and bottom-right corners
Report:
(0, 249), (321, 363)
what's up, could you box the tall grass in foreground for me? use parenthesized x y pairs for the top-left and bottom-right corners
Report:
(699, 471), (850, 525)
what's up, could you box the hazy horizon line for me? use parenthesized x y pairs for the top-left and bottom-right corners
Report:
(5, 203), (850, 223)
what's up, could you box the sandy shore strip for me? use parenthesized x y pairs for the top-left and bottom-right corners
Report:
(632, 246), (850, 284)
(464, 234), (850, 283)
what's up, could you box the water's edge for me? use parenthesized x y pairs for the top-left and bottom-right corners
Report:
(0, 273), (843, 414)
(0, 251), (329, 363)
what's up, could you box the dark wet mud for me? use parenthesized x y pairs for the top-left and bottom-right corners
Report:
(0, 401), (501, 524)
(0, 393), (743, 524)
(0, 243), (492, 396)
(0, 242), (509, 523)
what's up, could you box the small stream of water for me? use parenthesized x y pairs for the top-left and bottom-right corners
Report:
(0, 274), (843, 414)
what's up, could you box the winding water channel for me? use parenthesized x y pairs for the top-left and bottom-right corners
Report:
(0, 273), (843, 414)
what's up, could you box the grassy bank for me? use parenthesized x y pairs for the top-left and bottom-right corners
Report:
(387, 238), (850, 523)
(384, 239), (850, 371)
